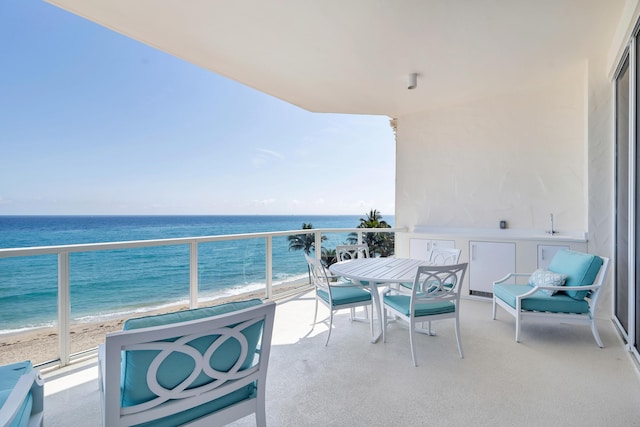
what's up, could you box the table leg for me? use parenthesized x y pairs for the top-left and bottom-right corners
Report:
(369, 282), (384, 343)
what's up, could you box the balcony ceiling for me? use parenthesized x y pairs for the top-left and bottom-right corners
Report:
(47, 0), (625, 117)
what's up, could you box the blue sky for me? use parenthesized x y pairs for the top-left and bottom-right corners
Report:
(0, 1), (395, 216)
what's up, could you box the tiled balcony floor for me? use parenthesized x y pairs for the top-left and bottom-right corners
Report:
(43, 291), (640, 426)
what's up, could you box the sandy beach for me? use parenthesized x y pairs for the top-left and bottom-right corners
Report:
(0, 281), (310, 366)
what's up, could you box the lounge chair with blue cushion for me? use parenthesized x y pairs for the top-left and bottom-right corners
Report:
(0, 360), (43, 427)
(99, 298), (276, 427)
(492, 249), (610, 346)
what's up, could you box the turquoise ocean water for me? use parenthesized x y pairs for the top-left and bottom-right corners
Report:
(0, 215), (393, 334)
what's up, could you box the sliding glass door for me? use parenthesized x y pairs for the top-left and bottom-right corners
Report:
(616, 56), (630, 337)
(615, 36), (640, 357)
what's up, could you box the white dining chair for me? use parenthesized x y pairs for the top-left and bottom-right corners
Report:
(383, 263), (468, 366)
(306, 254), (374, 346)
(396, 247), (461, 293)
(335, 244), (371, 321)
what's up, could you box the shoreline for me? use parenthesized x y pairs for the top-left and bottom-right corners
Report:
(0, 280), (310, 366)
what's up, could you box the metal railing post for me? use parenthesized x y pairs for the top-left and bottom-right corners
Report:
(58, 252), (70, 367)
(266, 236), (273, 300)
(315, 231), (323, 261)
(189, 242), (198, 308)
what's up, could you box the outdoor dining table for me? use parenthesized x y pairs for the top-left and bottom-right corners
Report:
(329, 257), (430, 343)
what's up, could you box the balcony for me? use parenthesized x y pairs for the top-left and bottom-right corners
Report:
(42, 289), (640, 426)
(3, 228), (640, 425)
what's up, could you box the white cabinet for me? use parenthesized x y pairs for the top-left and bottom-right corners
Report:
(409, 239), (455, 260)
(537, 244), (569, 269)
(469, 241), (516, 294)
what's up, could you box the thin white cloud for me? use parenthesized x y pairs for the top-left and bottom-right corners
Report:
(252, 148), (284, 168)
(256, 148), (284, 159)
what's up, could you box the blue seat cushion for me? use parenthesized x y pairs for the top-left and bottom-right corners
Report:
(383, 294), (455, 317)
(120, 299), (264, 425)
(547, 250), (603, 300)
(494, 283), (589, 314)
(133, 388), (256, 427)
(318, 286), (371, 307)
(398, 282), (413, 290)
(0, 360), (33, 427)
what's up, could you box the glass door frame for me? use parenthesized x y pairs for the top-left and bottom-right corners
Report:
(613, 33), (640, 361)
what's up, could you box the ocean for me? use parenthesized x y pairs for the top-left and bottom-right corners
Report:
(0, 215), (394, 334)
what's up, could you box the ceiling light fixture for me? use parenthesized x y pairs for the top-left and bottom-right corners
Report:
(408, 73), (418, 90)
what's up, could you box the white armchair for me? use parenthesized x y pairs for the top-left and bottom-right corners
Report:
(99, 299), (276, 427)
(493, 250), (610, 346)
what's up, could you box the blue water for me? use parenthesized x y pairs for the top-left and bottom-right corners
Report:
(0, 215), (394, 333)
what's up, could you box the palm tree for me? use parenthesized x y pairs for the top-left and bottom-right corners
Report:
(288, 223), (327, 283)
(288, 223), (325, 255)
(347, 209), (395, 257)
(321, 247), (337, 268)
(357, 209), (389, 228)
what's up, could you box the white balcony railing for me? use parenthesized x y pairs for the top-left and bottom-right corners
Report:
(0, 227), (403, 368)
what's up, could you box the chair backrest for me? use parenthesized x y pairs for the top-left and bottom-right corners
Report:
(547, 249), (606, 300)
(429, 247), (461, 265)
(102, 300), (276, 427)
(411, 263), (468, 308)
(305, 254), (331, 293)
(585, 256), (610, 308)
(335, 244), (370, 261)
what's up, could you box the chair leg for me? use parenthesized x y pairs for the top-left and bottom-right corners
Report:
(382, 307), (388, 343)
(350, 305), (370, 322)
(256, 396), (267, 427)
(325, 309), (334, 346)
(409, 320), (418, 367)
(455, 316), (464, 358)
(312, 297), (319, 328)
(515, 313), (521, 343)
(369, 304), (374, 341)
(492, 296), (497, 319)
(591, 319), (604, 348)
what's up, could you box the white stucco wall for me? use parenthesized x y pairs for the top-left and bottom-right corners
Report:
(395, 66), (588, 234)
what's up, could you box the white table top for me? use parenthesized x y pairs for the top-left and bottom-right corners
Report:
(329, 257), (429, 284)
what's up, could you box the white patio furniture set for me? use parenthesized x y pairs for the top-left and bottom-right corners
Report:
(0, 247), (609, 426)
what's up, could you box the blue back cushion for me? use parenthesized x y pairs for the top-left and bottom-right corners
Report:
(120, 299), (263, 408)
(0, 361), (33, 427)
(547, 250), (603, 300)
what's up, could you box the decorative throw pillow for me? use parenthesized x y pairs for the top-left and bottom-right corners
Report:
(528, 269), (568, 296)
